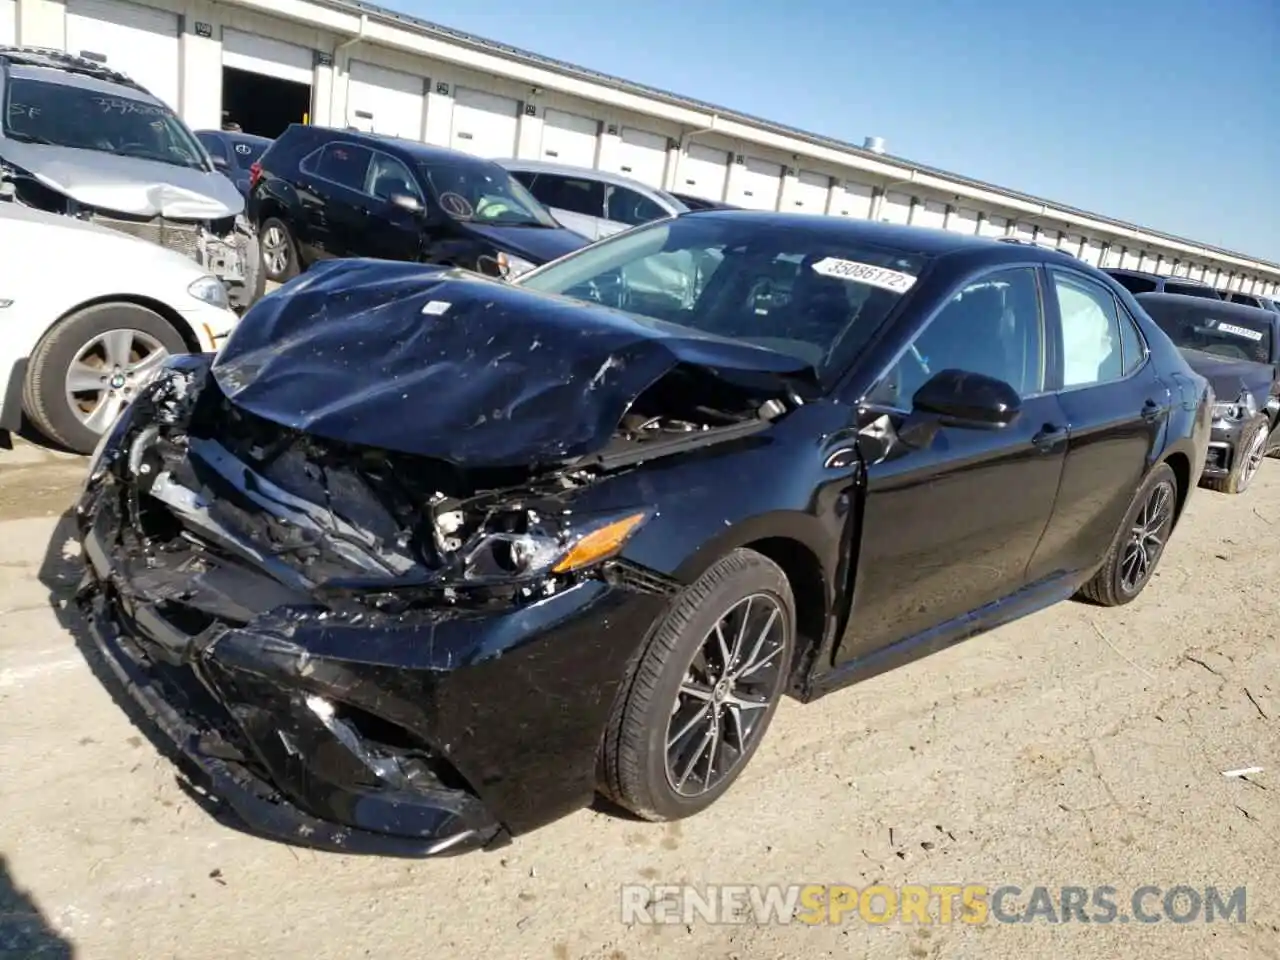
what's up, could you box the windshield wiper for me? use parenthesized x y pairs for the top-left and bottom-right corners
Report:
(4, 131), (56, 145)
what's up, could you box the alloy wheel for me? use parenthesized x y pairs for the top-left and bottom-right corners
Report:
(664, 594), (787, 798)
(262, 225), (289, 276)
(1119, 479), (1175, 595)
(63, 329), (169, 434)
(1238, 426), (1269, 492)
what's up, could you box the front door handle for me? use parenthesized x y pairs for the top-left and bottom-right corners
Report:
(1032, 423), (1067, 452)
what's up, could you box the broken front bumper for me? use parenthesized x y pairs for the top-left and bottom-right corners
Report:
(1202, 420), (1246, 478)
(75, 479), (668, 857)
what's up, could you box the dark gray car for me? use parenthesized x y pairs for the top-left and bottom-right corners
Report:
(0, 46), (263, 311)
(1137, 292), (1280, 494)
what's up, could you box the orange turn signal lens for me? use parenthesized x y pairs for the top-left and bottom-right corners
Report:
(551, 512), (649, 574)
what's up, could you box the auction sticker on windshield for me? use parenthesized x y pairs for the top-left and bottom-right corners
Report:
(811, 258), (918, 293)
(1215, 322), (1263, 342)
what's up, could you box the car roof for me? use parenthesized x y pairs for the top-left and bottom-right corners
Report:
(0, 45), (151, 94)
(496, 157), (659, 187)
(680, 208), (1075, 260)
(300, 126), (501, 165)
(5, 60), (162, 102)
(198, 129), (273, 145)
(1134, 291), (1279, 322)
(1107, 267), (1210, 285)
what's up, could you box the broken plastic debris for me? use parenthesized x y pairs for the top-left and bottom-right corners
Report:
(1221, 766), (1263, 778)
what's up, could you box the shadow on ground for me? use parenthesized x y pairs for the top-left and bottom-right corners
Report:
(0, 854), (75, 959)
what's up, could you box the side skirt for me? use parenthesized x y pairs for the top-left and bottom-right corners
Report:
(800, 569), (1093, 702)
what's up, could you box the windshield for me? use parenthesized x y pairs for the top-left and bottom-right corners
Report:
(516, 216), (927, 382)
(3, 78), (208, 170)
(420, 160), (558, 227)
(1140, 298), (1273, 365)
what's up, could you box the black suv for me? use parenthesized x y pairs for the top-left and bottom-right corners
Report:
(248, 125), (588, 282)
(1103, 268), (1222, 300)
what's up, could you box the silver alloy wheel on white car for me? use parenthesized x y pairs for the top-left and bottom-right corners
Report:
(64, 328), (170, 434)
(262, 223), (290, 277)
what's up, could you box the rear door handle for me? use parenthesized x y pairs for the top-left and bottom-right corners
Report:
(1141, 399), (1162, 422)
(1032, 423), (1067, 452)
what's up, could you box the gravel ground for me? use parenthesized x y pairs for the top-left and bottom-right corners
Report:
(1, 437), (1277, 960)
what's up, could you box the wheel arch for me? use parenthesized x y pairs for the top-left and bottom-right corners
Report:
(38, 294), (203, 356)
(1160, 449), (1192, 526)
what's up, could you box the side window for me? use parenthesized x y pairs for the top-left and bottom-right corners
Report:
(509, 170), (536, 189)
(198, 132), (228, 163)
(605, 186), (667, 226)
(365, 152), (422, 202)
(1112, 274), (1157, 295)
(1116, 304), (1147, 376)
(528, 174), (605, 217)
(1053, 271), (1124, 388)
(872, 267), (1045, 408)
(301, 143), (373, 190)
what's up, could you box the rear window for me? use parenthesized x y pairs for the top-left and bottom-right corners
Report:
(1139, 297), (1273, 365)
(227, 136), (268, 166)
(1164, 281), (1219, 299)
(1109, 273), (1158, 295)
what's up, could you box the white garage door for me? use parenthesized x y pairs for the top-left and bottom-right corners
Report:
(947, 208), (980, 235)
(832, 181), (874, 219)
(450, 87), (518, 159)
(783, 170), (829, 213)
(729, 156), (781, 210)
(1011, 222), (1035, 243)
(348, 61), (423, 139)
(914, 199), (947, 230)
(1061, 234), (1085, 256)
(540, 109), (598, 167)
(222, 29), (312, 85)
(881, 191), (912, 224)
(66, 0), (180, 110)
(675, 143), (728, 201)
(1080, 240), (1104, 266)
(1, 0), (15, 45)
(611, 127), (667, 186)
(979, 215), (1007, 238)
(1119, 249), (1141, 269)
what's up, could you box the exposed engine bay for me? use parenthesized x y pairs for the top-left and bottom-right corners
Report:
(93, 352), (800, 622)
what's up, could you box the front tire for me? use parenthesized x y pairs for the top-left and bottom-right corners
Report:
(1077, 462), (1178, 607)
(260, 217), (299, 283)
(22, 303), (187, 454)
(1205, 415), (1269, 493)
(598, 548), (794, 822)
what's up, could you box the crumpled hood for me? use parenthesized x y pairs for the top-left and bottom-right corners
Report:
(211, 258), (812, 467)
(0, 140), (243, 219)
(461, 222), (589, 264)
(1180, 348), (1278, 404)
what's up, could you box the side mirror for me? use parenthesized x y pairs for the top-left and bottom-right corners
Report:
(390, 193), (422, 214)
(911, 369), (1021, 428)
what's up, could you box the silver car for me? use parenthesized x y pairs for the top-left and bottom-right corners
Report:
(495, 159), (689, 240)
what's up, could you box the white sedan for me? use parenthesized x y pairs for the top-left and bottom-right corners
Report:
(0, 201), (239, 454)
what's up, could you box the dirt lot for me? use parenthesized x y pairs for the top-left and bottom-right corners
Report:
(1, 437), (1277, 960)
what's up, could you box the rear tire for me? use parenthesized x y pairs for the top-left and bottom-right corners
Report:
(22, 303), (187, 454)
(260, 217), (299, 283)
(1204, 415), (1269, 494)
(1077, 462), (1177, 607)
(598, 548), (794, 822)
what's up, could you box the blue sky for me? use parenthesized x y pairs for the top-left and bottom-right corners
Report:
(398, 0), (1279, 261)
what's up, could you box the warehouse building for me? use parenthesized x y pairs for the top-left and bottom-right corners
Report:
(4, 0), (1279, 295)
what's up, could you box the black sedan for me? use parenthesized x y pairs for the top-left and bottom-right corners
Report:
(1136, 292), (1280, 494)
(74, 213), (1212, 858)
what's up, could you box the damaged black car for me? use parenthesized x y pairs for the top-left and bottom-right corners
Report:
(75, 212), (1212, 857)
(1135, 292), (1280, 495)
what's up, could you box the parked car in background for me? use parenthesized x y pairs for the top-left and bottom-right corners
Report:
(1222, 291), (1280, 314)
(668, 192), (739, 211)
(1135, 292), (1280, 494)
(1104, 268), (1221, 299)
(76, 213), (1209, 857)
(0, 201), (237, 453)
(497, 159), (689, 240)
(249, 125), (588, 283)
(195, 129), (273, 201)
(0, 46), (264, 312)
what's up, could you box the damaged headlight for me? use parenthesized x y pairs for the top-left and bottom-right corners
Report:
(450, 508), (652, 582)
(188, 275), (230, 310)
(1213, 390), (1258, 422)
